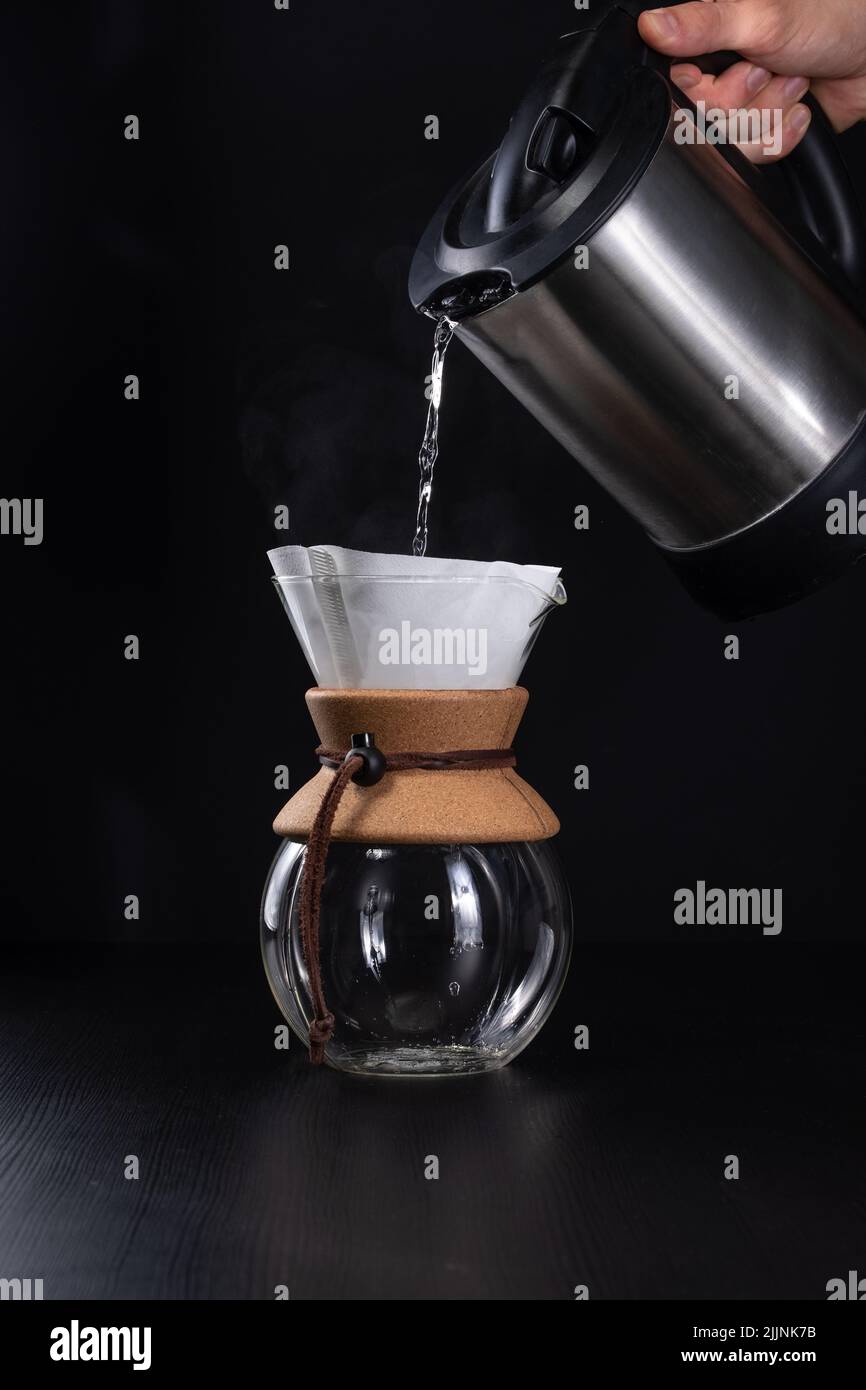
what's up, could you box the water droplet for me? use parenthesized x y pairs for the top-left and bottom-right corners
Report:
(448, 981), (460, 997)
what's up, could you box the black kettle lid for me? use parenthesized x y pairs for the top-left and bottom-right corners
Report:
(408, 2), (670, 319)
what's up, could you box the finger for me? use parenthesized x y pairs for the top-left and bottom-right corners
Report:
(739, 103), (812, 163)
(672, 59), (773, 107)
(669, 62), (704, 94)
(638, 1), (775, 59)
(670, 67), (809, 127)
(706, 69), (810, 120)
(745, 71), (810, 114)
(668, 69), (813, 163)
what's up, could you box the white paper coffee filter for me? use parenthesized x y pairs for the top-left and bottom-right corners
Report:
(268, 545), (565, 689)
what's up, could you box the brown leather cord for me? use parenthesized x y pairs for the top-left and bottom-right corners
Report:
(297, 752), (362, 1064)
(299, 744), (517, 1065)
(317, 747), (517, 773)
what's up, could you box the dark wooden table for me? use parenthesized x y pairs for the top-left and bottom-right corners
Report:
(1, 943), (863, 1300)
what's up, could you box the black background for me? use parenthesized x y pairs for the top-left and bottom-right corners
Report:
(4, 0), (866, 947)
(2, 0), (866, 1307)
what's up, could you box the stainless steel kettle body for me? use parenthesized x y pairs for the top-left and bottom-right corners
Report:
(457, 121), (866, 550)
(409, 0), (866, 618)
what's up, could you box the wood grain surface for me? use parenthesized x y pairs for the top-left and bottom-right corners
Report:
(0, 943), (863, 1300)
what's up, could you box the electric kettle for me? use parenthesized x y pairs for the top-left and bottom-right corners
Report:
(408, 0), (866, 618)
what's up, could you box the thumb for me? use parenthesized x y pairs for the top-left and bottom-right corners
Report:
(638, 2), (771, 58)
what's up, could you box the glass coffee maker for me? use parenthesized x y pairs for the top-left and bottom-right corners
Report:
(261, 550), (573, 1077)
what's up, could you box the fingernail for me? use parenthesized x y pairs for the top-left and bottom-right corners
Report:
(788, 104), (812, 133)
(783, 76), (809, 101)
(674, 70), (700, 90)
(746, 66), (771, 95)
(645, 9), (679, 38)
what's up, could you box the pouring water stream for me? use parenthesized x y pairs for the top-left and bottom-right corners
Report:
(412, 316), (455, 557)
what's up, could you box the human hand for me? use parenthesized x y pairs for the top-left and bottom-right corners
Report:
(638, 0), (866, 159)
